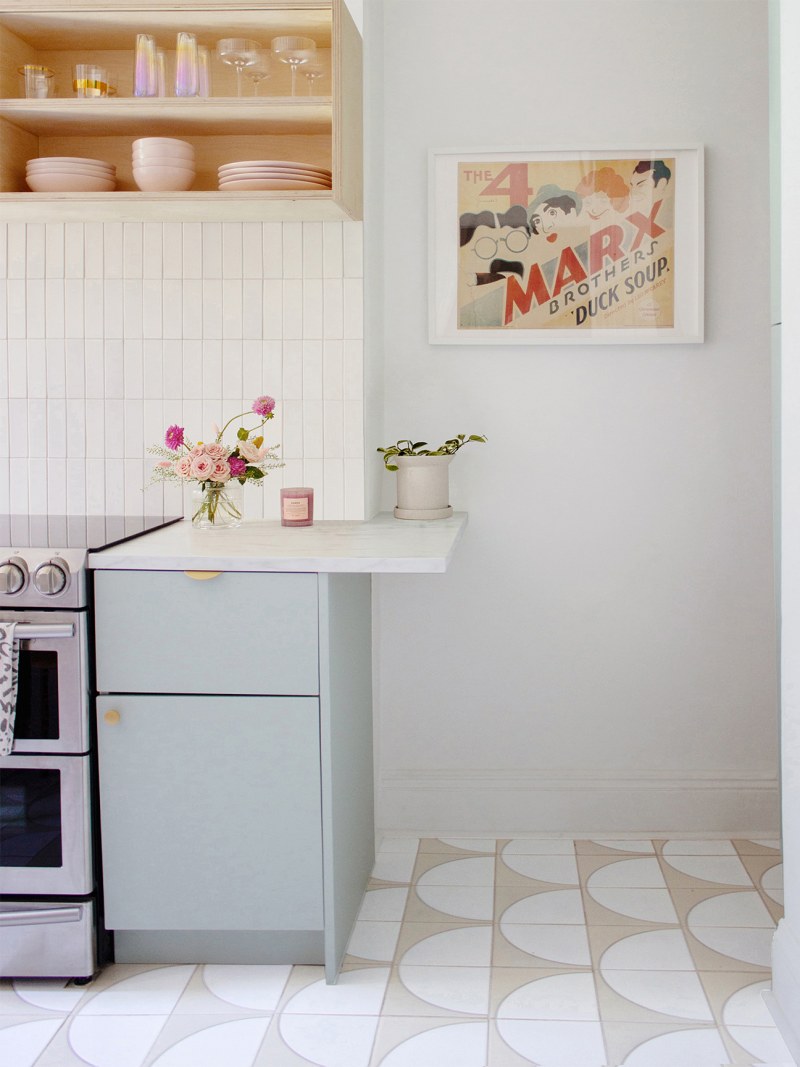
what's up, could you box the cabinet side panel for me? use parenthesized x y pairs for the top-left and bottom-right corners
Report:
(333, 0), (362, 218)
(319, 573), (374, 981)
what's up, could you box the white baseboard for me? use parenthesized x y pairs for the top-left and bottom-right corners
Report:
(768, 920), (800, 1064)
(376, 768), (781, 834)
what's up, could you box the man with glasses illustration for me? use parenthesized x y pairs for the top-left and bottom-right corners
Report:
(458, 204), (530, 326)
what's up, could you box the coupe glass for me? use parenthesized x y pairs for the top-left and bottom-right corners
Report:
(216, 37), (262, 97)
(270, 35), (316, 96)
(301, 63), (324, 95)
(245, 50), (272, 95)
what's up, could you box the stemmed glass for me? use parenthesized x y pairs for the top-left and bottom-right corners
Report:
(301, 64), (324, 95)
(245, 50), (272, 95)
(270, 35), (316, 96)
(216, 37), (262, 97)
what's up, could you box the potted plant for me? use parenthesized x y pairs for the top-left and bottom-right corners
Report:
(377, 434), (487, 519)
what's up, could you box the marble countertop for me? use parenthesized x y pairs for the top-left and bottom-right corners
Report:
(87, 512), (468, 573)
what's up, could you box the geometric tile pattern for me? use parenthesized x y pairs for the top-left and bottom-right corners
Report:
(0, 837), (791, 1066)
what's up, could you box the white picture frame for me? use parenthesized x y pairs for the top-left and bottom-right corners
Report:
(429, 145), (704, 345)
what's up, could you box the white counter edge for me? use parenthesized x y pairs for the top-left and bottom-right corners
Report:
(87, 512), (468, 573)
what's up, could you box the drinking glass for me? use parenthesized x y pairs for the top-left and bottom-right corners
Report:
(270, 35), (316, 96)
(301, 63), (324, 95)
(245, 50), (272, 95)
(133, 33), (157, 96)
(175, 31), (199, 97)
(19, 64), (54, 98)
(197, 46), (211, 97)
(216, 37), (261, 97)
(73, 64), (108, 97)
(156, 49), (166, 97)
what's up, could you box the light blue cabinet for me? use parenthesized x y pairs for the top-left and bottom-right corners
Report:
(93, 569), (374, 981)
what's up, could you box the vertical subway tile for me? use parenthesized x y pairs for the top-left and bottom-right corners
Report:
(202, 339), (222, 400)
(9, 399), (28, 457)
(83, 279), (104, 339)
(26, 340), (46, 398)
(182, 340), (203, 399)
(221, 340), (243, 400)
(45, 340), (66, 399)
(0, 282), (6, 340)
(344, 456), (365, 519)
(322, 223), (343, 278)
(124, 458), (146, 514)
(28, 458), (48, 513)
(47, 398), (67, 458)
(0, 223), (7, 278)
(323, 399), (344, 458)
(142, 279), (163, 338)
(123, 222), (144, 277)
(65, 340), (85, 399)
(242, 339), (264, 398)
(262, 339), (282, 395)
(343, 221), (364, 277)
(222, 222), (243, 277)
(66, 458), (88, 514)
(26, 224), (46, 278)
(143, 223), (164, 278)
(27, 399), (47, 456)
(103, 223), (124, 278)
(7, 224), (26, 278)
(45, 224), (65, 278)
(104, 399), (124, 457)
(0, 460), (8, 511)
(323, 457), (345, 518)
(26, 279), (46, 338)
(242, 279), (262, 339)
(162, 339), (183, 397)
(0, 341), (7, 407)
(103, 279), (124, 339)
(8, 339), (27, 398)
(282, 399), (303, 459)
(282, 222), (303, 278)
(143, 340), (163, 400)
(323, 339), (344, 400)
(281, 457), (304, 489)
(143, 398), (164, 453)
(10, 458), (30, 512)
(64, 279), (85, 339)
(302, 339), (323, 399)
(84, 222), (104, 278)
(123, 339), (144, 399)
(162, 279), (183, 339)
(104, 339), (124, 399)
(262, 222), (283, 278)
(85, 457), (106, 512)
(344, 277), (363, 337)
(47, 459), (68, 512)
(182, 279), (203, 340)
(303, 458), (325, 513)
(104, 458), (125, 512)
(182, 223), (203, 280)
(6, 279), (26, 338)
(123, 399), (144, 458)
(283, 339), (303, 400)
(64, 223), (85, 278)
(303, 398), (324, 456)
(202, 222), (223, 278)
(202, 279), (223, 339)
(263, 279), (284, 338)
(84, 341), (104, 399)
(162, 222), (183, 278)
(344, 399), (364, 457)
(242, 223), (262, 278)
(44, 279), (64, 338)
(221, 278), (243, 338)
(123, 279), (143, 339)
(66, 399), (87, 456)
(302, 223), (323, 277)
(323, 278), (344, 339)
(283, 279), (303, 339)
(302, 278), (323, 338)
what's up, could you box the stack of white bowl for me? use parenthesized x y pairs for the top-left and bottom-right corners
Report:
(26, 156), (116, 193)
(132, 137), (195, 192)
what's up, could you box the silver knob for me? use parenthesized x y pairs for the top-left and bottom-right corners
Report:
(0, 557), (28, 596)
(33, 558), (69, 597)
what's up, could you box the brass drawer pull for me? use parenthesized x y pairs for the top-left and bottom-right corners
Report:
(104, 710), (121, 725)
(183, 570), (222, 580)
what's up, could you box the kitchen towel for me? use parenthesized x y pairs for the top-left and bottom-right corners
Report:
(0, 622), (19, 755)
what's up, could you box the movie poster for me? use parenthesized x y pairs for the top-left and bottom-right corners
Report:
(457, 157), (675, 332)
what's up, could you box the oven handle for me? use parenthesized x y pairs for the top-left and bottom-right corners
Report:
(0, 906), (82, 927)
(5, 623), (74, 640)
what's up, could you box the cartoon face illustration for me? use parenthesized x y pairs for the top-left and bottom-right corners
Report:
(527, 185), (581, 244)
(629, 160), (672, 212)
(575, 167), (629, 225)
(459, 206), (529, 287)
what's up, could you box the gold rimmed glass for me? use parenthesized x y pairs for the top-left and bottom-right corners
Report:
(270, 35), (316, 96)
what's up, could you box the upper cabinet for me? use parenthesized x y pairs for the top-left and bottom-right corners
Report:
(0, 0), (362, 220)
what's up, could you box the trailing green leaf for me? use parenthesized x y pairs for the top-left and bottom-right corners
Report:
(377, 434), (487, 470)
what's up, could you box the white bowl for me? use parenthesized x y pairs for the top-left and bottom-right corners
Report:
(132, 137), (194, 159)
(27, 155), (115, 170)
(132, 151), (195, 166)
(26, 172), (116, 192)
(132, 165), (195, 191)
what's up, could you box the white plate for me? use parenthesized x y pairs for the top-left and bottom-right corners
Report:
(27, 155), (114, 170)
(218, 177), (332, 191)
(27, 165), (118, 179)
(26, 173), (116, 192)
(27, 162), (115, 176)
(218, 169), (331, 183)
(218, 159), (331, 177)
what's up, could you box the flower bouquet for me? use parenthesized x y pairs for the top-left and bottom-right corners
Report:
(148, 396), (284, 528)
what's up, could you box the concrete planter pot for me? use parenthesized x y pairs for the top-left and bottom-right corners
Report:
(393, 455), (453, 520)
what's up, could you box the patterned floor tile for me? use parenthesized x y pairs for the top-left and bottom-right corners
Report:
(383, 963), (491, 1018)
(582, 887), (678, 926)
(659, 854), (755, 888)
(413, 854), (496, 885)
(589, 926), (696, 971)
(0, 979), (87, 1016)
(356, 887), (410, 923)
(496, 853), (580, 888)
(0, 1016), (64, 1067)
(496, 886), (586, 925)
(494, 921), (592, 968)
(33, 1013), (170, 1067)
(596, 968), (714, 1024)
(576, 840), (657, 856)
(601, 1020), (735, 1066)
(579, 854), (669, 887)
(405, 883), (495, 922)
(500, 838), (577, 856)
(732, 839), (783, 856)
(143, 1014), (271, 1066)
(345, 921), (403, 965)
(368, 853), (417, 886)
(369, 1016), (489, 1066)
(417, 839), (494, 856)
(685, 927), (773, 972)
(172, 965), (291, 1016)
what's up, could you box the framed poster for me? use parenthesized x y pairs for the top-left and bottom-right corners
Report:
(429, 146), (704, 344)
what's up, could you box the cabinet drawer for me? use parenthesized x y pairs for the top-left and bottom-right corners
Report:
(94, 570), (319, 695)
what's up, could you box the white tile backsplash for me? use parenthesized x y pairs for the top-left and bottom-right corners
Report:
(0, 220), (365, 518)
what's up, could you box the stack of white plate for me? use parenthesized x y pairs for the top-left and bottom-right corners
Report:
(133, 138), (196, 192)
(218, 160), (332, 191)
(26, 156), (116, 193)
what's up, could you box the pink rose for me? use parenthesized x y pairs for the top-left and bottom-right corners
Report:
(205, 443), (227, 460)
(191, 455), (214, 480)
(210, 459), (231, 482)
(174, 456), (193, 478)
(190, 445), (204, 457)
(238, 440), (266, 463)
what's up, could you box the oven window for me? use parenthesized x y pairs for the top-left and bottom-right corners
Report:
(14, 650), (60, 740)
(0, 769), (63, 868)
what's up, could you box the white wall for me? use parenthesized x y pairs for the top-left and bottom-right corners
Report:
(367, 0), (779, 832)
(0, 220), (365, 519)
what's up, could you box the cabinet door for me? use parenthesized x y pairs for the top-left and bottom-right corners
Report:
(94, 571), (319, 695)
(96, 695), (323, 931)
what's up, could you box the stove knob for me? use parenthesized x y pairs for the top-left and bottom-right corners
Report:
(0, 556), (28, 595)
(33, 558), (70, 597)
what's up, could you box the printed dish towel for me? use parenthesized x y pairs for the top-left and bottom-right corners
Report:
(0, 622), (19, 755)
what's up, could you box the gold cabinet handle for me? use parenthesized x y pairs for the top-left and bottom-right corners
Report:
(184, 570), (222, 580)
(104, 709), (121, 725)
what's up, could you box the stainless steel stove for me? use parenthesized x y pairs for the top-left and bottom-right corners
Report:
(0, 514), (181, 980)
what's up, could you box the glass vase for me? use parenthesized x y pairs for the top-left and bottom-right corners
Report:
(191, 481), (243, 529)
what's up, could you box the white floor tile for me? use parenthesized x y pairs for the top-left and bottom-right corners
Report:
(495, 972), (600, 1021)
(414, 884), (495, 921)
(495, 1018), (606, 1066)
(0, 1018), (62, 1067)
(586, 887), (678, 923)
(620, 1026), (729, 1066)
(282, 968), (389, 1016)
(400, 926), (492, 968)
(725, 1023), (795, 1062)
(501, 855), (579, 885)
(662, 839), (737, 856)
(502, 839), (576, 856)
(660, 854), (753, 885)
(200, 965), (292, 1011)
(499, 924), (591, 966)
(688, 925), (774, 966)
(347, 921), (402, 962)
(599, 929), (695, 971)
(278, 1013), (379, 1067)
(10, 980), (86, 1014)
(588, 840), (655, 853)
(397, 965), (491, 1016)
(498, 889), (585, 925)
(150, 1017), (270, 1066)
(375, 1020), (489, 1066)
(370, 855), (417, 884)
(436, 838), (496, 853)
(601, 969), (713, 1021)
(78, 966), (194, 1016)
(687, 890), (775, 928)
(587, 858), (667, 889)
(357, 888), (409, 922)
(417, 857), (495, 887)
(722, 978), (775, 1025)
(67, 1014), (168, 1067)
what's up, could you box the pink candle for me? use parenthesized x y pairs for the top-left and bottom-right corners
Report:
(280, 487), (314, 527)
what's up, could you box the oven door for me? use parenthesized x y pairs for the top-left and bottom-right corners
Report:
(0, 754), (92, 896)
(2, 612), (89, 755)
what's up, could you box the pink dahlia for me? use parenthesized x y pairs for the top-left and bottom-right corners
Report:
(228, 456), (247, 478)
(252, 396), (275, 417)
(165, 424), (185, 450)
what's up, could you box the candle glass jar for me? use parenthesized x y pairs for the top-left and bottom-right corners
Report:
(280, 487), (314, 527)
